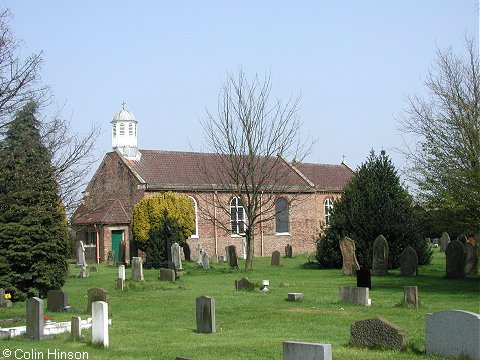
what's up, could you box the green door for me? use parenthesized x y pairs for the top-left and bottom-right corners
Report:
(111, 230), (123, 263)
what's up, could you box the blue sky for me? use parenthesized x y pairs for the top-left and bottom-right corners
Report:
(3, 1), (478, 174)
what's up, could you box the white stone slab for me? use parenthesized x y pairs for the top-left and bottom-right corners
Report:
(283, 341), (332, 360)
(92, 301), (109, 348)
(118, 265), (125, 281)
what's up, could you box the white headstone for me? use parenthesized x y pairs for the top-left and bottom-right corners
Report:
(118, 265), (125, 281)
(131, 257), (144, 281)
(77, 241), (86, 266)
(426, 310), (480, 360)
(171, 242), (183, 270)
(92, 301), (109, 348)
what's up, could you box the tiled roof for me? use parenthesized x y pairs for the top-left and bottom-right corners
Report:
(124, 150), (310, 188)
(122, 150), (353, 191)
(293, 162), (354, 190)
(73, 199), (130, 225)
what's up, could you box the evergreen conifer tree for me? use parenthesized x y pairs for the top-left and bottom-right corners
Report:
(316, 150), (432, 269)
(0, 101), (69, 300)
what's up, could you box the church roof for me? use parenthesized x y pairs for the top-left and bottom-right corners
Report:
(120, 150), (353, 191)
(73, 199), (130, 225)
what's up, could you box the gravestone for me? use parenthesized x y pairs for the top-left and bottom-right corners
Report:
(79, 264), (89, 278)
(445, 240), (465, 279)
(171, 242), (183, 270)
(356, 269), (371, 289)
(25, 297), (44, 340)
(182, 243), (191, 261)
(196, 296), (216, 333)
(116, 278), (124, 290)
(426, 310), (480, 360)
(287, 293), (304, 302)
(107, 251), (115, 267)
(117, 240), (126, 265)
(465, 242), (478, 275)
(47, 290), (68, 312)
(159, 268), (176, 282)
(399, 245), (418, 276)
(241, 238), (247, 260)
(339, 287), (371, 306)
(350, 317), (408, 350)
(285, 244), (293, 258)
(403, 286), (418, 308)
(235, 278), (255, 291)
(71, 316), (81, 340)
(271, 250), (281, 266)
(118, 265), (126, 281)
(283, 341), (332, 360)
(226, 245), (238, 268)
(0, 288), (12, 308)
(87, 288), (109, 314)
(202, 251), (210, 269)
(92, 301), (109, 348)
(372, 235), (389, 275)
(339, 237), (360, 275)
(439, 232), (450, 252)
(196, 244), (203, 266)
(131, 257), (144, 281)
(77, 240), (86, 266)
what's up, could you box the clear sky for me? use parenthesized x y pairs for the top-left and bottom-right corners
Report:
(2, 1), (479, 174)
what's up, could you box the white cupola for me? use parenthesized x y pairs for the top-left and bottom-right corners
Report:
(111, 103), (140, 160)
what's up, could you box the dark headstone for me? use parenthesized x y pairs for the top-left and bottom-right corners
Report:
(400, 246), (418, 276)
(47, 290), (68, 312)
(285, 244), (293, 258)
(465, 242), (478, 275)
(25, 297), (44, 340)
(196, 296), (216, 333)
(226, 245), (238, 268)
(356, 269), (371, 289)
(350, 317), (408, 350)
(87, 288), (109, 313)
(117, 240), (126, 265)
(182, 243), (191, 261)
(372, 235), (389, 276)
(271, 250), (281, 266)
(445, 240), (466, 279)
(235, 278), (254, 291)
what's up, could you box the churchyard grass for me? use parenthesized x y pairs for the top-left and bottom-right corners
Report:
(0, 251), (478, 359)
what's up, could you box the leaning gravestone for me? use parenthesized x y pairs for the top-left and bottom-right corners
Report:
(226, 245), (238, 269)
(271, 250), (281, 266)
(439, 232), (450, 252)
(25, 297), (45, 340)
(445, 240), (466, 279)
(92, 301), (109, 348)
(399, 245), (418, 276)
(372, 235), (389, 276)
(202, 251), (210, 269)
(87, 288), (109, 314)
(339, 237), (360, 275)
(131, 257), (144, 281)
(283, 341), (332, 360)
(426, 310), (480, 360)
(47, 290), (68, 312)
(350, 317), (408, 350)
(196, 296), (216, 333)
(285, 244), (293, 258)
(465, 242), (478, 275)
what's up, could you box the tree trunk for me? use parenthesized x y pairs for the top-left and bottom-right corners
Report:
(245, 231), (255, 270)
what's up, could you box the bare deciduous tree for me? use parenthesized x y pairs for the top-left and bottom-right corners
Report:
(200, 70), (313, 270)
(398, 39), (480, 234)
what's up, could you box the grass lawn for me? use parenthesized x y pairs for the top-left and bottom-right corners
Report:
(0, 251), (479, 360)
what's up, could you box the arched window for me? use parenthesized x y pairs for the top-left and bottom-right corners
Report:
(119, 123), (125, 135)
(188, 196), (198, 238)
(275, 197), (289, 233)
(128, 123), (133, 136)
(324, 198), (333, 226)
(230, 197), (245, 235)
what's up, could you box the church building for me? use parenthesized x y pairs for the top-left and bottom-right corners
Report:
(72, 107), (354, 263)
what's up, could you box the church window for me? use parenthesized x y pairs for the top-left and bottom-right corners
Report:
(85, 231), (96, 245)
(129, 123), (133, 136)
(324, 198), (333, 226)
(188, 196), (198, 238)
(113, 124), (116, 136)
(275, 197), (289, 233)
(230, 197), (245, 235)
(119, 123), (125, 135)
